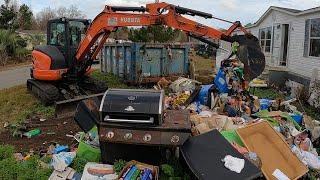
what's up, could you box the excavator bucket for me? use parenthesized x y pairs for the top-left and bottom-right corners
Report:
(55, 93), (104, 119)
(234, 35), (266, 80)
(54, 77), (107, 119)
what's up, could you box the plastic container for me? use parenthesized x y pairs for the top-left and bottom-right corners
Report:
(221, 130), (244, 147)
(76, 132), (101, 162)
(24, 128), (41, 138)
(290, 114), (303, 125)
(259, 99), (272, 110)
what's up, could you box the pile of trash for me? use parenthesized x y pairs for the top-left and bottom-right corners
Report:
(5, 59), (320, 179)
(158, 57), (320, 179)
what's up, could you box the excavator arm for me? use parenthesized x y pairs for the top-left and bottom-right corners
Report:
(73, 2), (265, 80)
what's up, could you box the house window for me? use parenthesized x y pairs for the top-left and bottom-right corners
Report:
(309, 18), (320, 57)
(259, 27), (272, 53)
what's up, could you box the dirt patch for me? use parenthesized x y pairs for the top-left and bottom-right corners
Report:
(0, 116), (81, 153)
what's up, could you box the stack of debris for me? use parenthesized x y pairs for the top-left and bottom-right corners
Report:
(156, 56), (320, 179)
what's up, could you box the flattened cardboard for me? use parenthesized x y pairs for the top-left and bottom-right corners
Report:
(237, 121), (308, 180)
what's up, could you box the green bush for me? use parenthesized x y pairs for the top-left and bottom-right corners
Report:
(0, 145), (52, 180)
(71, 156), (88, 173)
(0, 29), (31, 64)
(15, 48), (31, 59)
(16, 35), (27, 48)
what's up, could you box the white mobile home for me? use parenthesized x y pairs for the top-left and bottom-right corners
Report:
(237, 6), (320, 86)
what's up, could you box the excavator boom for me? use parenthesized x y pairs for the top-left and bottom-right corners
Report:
(72, 2), (264, 80)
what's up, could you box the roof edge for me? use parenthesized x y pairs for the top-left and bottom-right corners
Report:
(246, 5), (320, 29)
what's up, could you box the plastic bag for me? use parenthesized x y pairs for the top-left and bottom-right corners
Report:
(291, 145), (320, 170)
(51, 152), (76, 172)
(222, 155), (245, 173)
(259, 99), (272, 110)
(214, 69), (229, 93)
(169, 77), (200, 93)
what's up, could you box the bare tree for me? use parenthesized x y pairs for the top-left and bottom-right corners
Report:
(56, 6), (67, 17)
(68, 5), (85, 18)
(34, 5), (85, 31)
(35, 7), (56, 30)
(56, 5), (85, 18)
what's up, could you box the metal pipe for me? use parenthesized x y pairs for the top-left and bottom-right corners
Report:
(174, 6), (213, 19)
(110, 6), (146, 12)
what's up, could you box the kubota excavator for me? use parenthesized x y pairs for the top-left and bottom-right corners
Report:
(27, 2), (265, 117)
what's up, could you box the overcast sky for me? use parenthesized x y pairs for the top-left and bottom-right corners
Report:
(14, 0), (320, 28)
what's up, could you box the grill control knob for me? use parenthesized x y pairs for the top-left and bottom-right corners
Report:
(107, 131), (114, 139)
(143, 134), (152, 142)
(171, 135), (180, 143)
(124, 133), (133, 140)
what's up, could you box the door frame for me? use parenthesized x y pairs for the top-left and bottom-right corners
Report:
(279, 24), (290, 67)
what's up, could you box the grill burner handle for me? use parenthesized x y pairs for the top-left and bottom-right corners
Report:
(104, 116), (154, 124)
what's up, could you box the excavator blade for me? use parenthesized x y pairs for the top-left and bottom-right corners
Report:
(55, 93), (104, 119)
(234, 35), (266, 80)
(54, 76), (107, 119)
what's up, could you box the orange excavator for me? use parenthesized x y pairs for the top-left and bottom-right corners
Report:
(27, 2), (265, 116)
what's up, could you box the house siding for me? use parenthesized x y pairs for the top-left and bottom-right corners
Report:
(248, 11), (295, 67)
(247, 10), (320, 79)
(288, 13), (320, 79)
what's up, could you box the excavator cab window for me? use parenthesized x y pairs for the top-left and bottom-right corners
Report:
(49, 22), (66, 47)
(69, 21), (87, 47)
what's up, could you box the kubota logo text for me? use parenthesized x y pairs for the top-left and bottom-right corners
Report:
(120, 17), (141, 23)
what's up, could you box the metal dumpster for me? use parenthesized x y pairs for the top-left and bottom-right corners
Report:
(100, 43), (190, 84)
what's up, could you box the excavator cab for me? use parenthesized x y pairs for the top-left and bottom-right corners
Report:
(30, 18), (90, 81)
(48, 18), (90, 70)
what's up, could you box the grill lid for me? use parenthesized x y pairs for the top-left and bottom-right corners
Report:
(100, 89), (163, 115)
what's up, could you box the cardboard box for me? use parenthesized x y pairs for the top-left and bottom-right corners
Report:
(119, 160), (159, 180)
(237, 121), (308, 180)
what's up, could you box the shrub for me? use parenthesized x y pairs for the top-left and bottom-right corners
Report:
(0, 29), (31, 64)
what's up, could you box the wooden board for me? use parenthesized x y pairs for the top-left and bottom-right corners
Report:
(236, 121), (308, 180)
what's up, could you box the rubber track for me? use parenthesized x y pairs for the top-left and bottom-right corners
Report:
(27, 79), (60, 105)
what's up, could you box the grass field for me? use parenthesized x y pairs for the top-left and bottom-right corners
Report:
(0, 71), (126, 132)
(0, 85), (55, 132)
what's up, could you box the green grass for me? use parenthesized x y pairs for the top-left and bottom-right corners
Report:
(0, 71), (125, 131)
(0, 145), (52, 180)
(90, 70), (128, 88)
(253, 88), (284, 99)
(0, 85), (55, 131)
